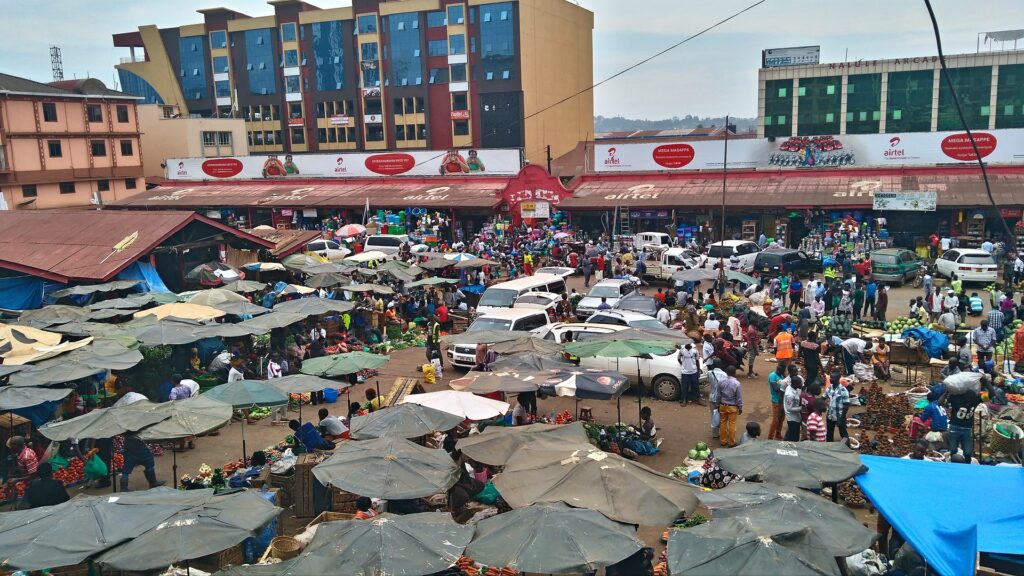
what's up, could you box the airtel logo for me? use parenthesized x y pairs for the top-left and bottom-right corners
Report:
(889, 137), (901, 147)
(884, 136), (906, 158)
(604, 147), (621, 166)
(334, 156), (348, 173)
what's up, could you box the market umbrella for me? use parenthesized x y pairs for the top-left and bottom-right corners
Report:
(238, 311), (307, 331)
(489, 351), (575, 373)
(96, 489), (279, 571)
(345, 283), (395, 294)
(212, 301), (271, 317)
(0, 487), (215, 571)
(444, 252), (476, 262)
(304, 272), (351, 289)
(202, 380), (288, 459)
(667, 516), (840, 576)
(406, 277), (459, 288)
(440, 330), (534, 346)
(0, 385), (71, 410)
(222, 280), (268, 294)
(16, 305), (91, 326)
(214, 512), (473, 576)
(448, 371), (543, 394)
(0, 365), (23, 378)
(0, 323), (83, 364)
(697, 482), (878, 557)
(466, 502), (643, 574)
(536, 367), (630, 400)
(453, 257), (491, 270)
(84, 308), (136, 321)
(490, 335), (564, 355)
(313, 437), (460, 499)
(402, 390), (509, 420)
(417, 257), (453, 270)
(51, 280), (143, 298)
(186, 288), (249, 306)
(9, 339), (144, 386)
(493, 444), (699, 525)
(591, 327), (693, 345)
(135, 319), (205, 346)
(349, 403), (465, 440)
(194, 322), (267, 339)
(264, 374), (347, 421)
(300, 351), (390, 377)
(335, 223), (367, 238)
(455, 422), (591, 466)
(113, 391), (148, 407)
(39, 401), (169, 441)
(282, 253), (328, 271)
(138, 395), (234, 487)
(670, 267), (757, 285)
(273, 296), (354, 316)
(714, 440), (867, 490)
(89, 294), (157, 310)
(185, 262), (243, 286)
(241, 261), (287, 272)
(301, 262), (354, 275)
(134, 302), (225, 321)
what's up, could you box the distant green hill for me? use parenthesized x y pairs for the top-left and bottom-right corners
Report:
(595, 115), (756, 134)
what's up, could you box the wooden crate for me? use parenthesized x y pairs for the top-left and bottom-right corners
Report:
(306, 511), (355, 529)
(266, 472), (294, 507)
(330, 486), (360, 512)
(293, 452), (331, 518)
(190, 542), (245, 572)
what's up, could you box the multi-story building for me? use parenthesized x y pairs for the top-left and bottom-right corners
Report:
(112, 0), (593, 165)
(758, 49), (1024, 138)
(0, 74), (145, 210)
(137, 104), (248, 179)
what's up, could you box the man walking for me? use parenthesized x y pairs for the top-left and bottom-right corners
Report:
(715, 366), (743, 448)
(677, 342), (702, 406)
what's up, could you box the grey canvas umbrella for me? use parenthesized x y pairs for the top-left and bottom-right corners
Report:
(490, 335), (564, 355)
(440, 330), (534, 345)
(313, 437), (460, 499)
(714, 440), (866, 489)
(466, 502), (643, 574)
(135, 320), (205, 346)
(304, 272), (351, 288)
(214, 512), (472, 576)
(17, 305), (91, 326)
(455, 422), (592, 466)
(203, 380), (288, 459)
(667, 516), (840, 576)
(448, 370), (543, 394)
(38, 400), (169, 441)
(273, 297), (354, 316)
(193, 322), (269, 339)
(238, 311), (308, 331)
(301, 262), (354, 275)
(406, 277), (458, 288)
(51, 280), (143, 298)
(222, 280), (268, 294)
(96, 489), (280, 571)
(345, 283), (394, 294)
(493, 444), (699, 525)
(0, 487), (214, 571)
(697, 482), (878, 557)
(9, 339), (143, 386)
(0, 365), (23, 378)
(89, 294), (156, 310)
(453, 257), (491, 270)
(349, 403), (464, 440)
(490, 351), (574, 372)
(187, 288), (249, 306)
(0, 385), (71, 410)
(283, 253), (329, 271)
(213, 301), (271, 317)
(264, 374), (346, 421)
(417, 257), (453, 270)
(138, 395), (234, 487)
(84, 308), (136, 321)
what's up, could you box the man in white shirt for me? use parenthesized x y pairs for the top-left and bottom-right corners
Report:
(703, 313), (721, 331)
(677, 343), (702, 406)
(181, 377), (200, 398)
(318, 408), (348, 440)
(309, 323), (326, 342)
(940, 237), (951, 252)
(942, 290), (959, 315)
(702, 335), (715, 362)
(840, 337), (868, 375)
(227, 357), (245, 382)
(656, 305), (672, 327)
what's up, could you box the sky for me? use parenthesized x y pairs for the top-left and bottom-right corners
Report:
(2, 0), (1020, 119)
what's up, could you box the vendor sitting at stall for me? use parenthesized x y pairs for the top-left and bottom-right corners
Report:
(318, 408), (349, 441)
(909, 391), (948, 441)
(354, 496), (378, 520)
(25, 462), (70, 508)
(288, 419), (336, 452)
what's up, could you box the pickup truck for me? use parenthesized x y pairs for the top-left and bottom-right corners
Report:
(643, 247), (702, 281)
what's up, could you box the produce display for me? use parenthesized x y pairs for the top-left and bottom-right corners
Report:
(837, 480), (866, 507)
(994, 318), (1023, 357)
(454, 556), (518, 576)
(887, 315), (925, 332)
(853, 319), (890, 331)
(687, 441), (711, 461)
(248, 407), (272, 421)
(854, 383), (912, 431)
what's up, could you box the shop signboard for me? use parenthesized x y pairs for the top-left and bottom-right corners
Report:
(451, 110), (470, 120)
(287, 118), (304, 126)
(329, 115), (351, 126)
(872, 191), (937, 212)
(594, 128), (1024, 173)
(520, 201), (550, 219)
(762, 45), (821, 68)
(167, 148), (522, 180)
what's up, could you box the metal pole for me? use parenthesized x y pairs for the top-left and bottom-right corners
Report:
(719, 116), (730, 296)
(546, 145), (552, 174)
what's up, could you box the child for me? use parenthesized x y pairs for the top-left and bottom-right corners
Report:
(739, 421), (761, 444)
(805, 398), (826, 442)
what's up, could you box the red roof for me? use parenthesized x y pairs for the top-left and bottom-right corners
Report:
(0, 210), (274, 283)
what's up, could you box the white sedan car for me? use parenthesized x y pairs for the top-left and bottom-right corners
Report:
(534, 266), (575, 279)
(934, 248), (998, 283)
(306, 239), (351, 261)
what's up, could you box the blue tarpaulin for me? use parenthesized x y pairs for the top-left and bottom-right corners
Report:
(900, 327), (949, 359)
(0, 276), (44, 310)
(856, 455), (1024, 576)
(116, 261), (172, 294)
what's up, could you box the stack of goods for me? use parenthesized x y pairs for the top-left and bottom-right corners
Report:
(535, 410), (575, 425)
(581, 422), (658, 458)
(453, 556), (518, 576)
(855, 383), (912, 431)
(855, 429), (915, 458)
(248, 407), (273, 421)
(888, 315), (926, 332)
(995, 318), (1023, 358)
(837, 480), (866, 508)
(374, 330), (426, 354)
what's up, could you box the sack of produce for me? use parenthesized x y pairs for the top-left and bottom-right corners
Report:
(943, 371), (983, 395)
(84, 453), (109, 479)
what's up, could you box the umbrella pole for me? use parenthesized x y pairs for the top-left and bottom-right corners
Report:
(173, 449), (178, 489)
(241, 412), (248, 463)
(616, 397), (621, 427)
(637, 357), (643, 427)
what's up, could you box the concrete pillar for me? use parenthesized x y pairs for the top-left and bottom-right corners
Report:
(839, 75), (849, 135)
(879, 73), (889, 133)
(791, 78), (799, 137)
(931, 68), (941, 132)
(990, 65), (999, 130)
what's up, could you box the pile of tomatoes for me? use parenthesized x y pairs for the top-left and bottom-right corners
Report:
(52, 458), (86, 486)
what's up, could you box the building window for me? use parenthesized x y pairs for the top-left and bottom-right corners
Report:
(429, 67), (449, 84)
(365, 98), (382, 116)
(887, 70), (933, 133)
(210, 30), (227, 48)
(202, 131), (217, 146)
(311, 21), (346, 91)
(447, 5), (465, 24)
(213, 56), (229, 73)
(796, 75), (841, 136)
(357, 15), (378, 34)
(291, 127), (305, 145)
(388, 12), (423, 87)
(426, 11), (446, 27)
(366, 125), (385, 141)
(393, 97), (405, 114)
(163, 106), (175, 118)
(845, 73), (881, 134)
(428, 39), (448, 57)
(996, 63), (1024, 129)
(479, 2), (515, 81)
(215, 80), (231, 98)
(395, 125), (406, 141)
(59, 181), (76, 194)
(86, 104), (103, 123)
(285, 74), (301, 93)
(178, 36), (208, 100)
(125, 178), (137, 190)
(217, 131), (232, 145)
(453, 120), (470, 135)
(21, 185), (37, 198)
(47, 140), (62, 157)
(97, 180), (110, 192)
(91, 140), (107, 156)
(120, 140), (134, 156)
(284, 49), (299, 67)
(42, 102), (58, 122)
(361, 42), (379, 61)
(244, 29), (277, 95)
(452, 93), (468, 111)
(116, 105), (130, 123)
(449, 34), (466, 55)
(281, 22), (297, 42)
(289, 102), (303, 118)
(450, 63), (467, 82)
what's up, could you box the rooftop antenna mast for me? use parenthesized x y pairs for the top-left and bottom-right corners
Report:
(50, 45), (64, 81)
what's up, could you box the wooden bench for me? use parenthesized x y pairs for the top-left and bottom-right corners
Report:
(382, 377), (420, 407)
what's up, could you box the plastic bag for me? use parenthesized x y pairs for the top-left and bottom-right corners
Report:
(84, 454), (108, 479)
(852, 363), (874, 382)
(943, 371), (983, 395)
(846, 549), (886, 576)
(475, 482), (500, 504)
(270, 448), (297, 474)
(710, 409), (721, 430)
(48, 454), (69, 471)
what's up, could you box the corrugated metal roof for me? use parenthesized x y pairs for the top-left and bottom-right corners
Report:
(111, 180), (507, 209)
(0, 211), (274, 282)
(0, 74), (135, 99)
(244, 228), (323, 257)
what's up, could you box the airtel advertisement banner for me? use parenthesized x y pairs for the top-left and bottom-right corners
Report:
(594, 128), (1024, 172)
(167, 149), (522, 180)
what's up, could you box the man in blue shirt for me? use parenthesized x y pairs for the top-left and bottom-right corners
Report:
(864, 280), (877, 319)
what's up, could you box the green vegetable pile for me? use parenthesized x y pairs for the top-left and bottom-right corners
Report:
(687, 441), (710, 461)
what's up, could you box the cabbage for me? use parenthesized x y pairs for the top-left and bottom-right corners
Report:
(688, 449), (699, 459)
(696, 441), (708, 451)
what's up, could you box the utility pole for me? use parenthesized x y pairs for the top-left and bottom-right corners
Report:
(719, 115), (729, 295)
(546, 145), (552, 173)
(50, 46), (64, 82)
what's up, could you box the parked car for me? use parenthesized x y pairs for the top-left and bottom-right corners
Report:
(633, 232), (673, 252)
(305, 239), (351, 261)
(934, 248), (998, 283)
(643, 247), (701, 281)
(586, 310), (670, 331)
(512, 291), (562, 316)
(448, 308), (553, 368)
(533, 266), (575, 279)
(362, 234), (409, 256)
(702, 240), (761, 272)
(575, 279), (635, 320)
(476, 275), (568, 315)
(752, 249), (817, 278)
(870, 248), (922, 285)
(613, 292), (659, 317)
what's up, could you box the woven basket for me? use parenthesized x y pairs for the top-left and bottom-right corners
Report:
(270, 536), (301, 560)
(990, 422), (1023, 455)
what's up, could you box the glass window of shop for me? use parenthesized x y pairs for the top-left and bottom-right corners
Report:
(244, 29), (277, 95)
(479, 2), (515, 82)
(426, 11), (446, 27)
(763, 79), (792, 138)
(178, 36), (208, 100)
(389, 13), (423, 86)
(213, 56), (229, 74)
(937, 66), (991, 131)
(797, 76), (841, 136)
(996, 63), (1024, 129)
(312, 21), (346, 91)
(845, 73), (881, 134)
(357, 15), (378, 34)
(215, 80), (231, 98)
(886, 70), (933, 133)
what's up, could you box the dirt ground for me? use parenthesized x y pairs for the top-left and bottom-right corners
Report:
(75, 273), (973, 561)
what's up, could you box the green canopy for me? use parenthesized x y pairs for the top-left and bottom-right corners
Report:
(51, 280), (144, 298)
(237, 311), (308, 331)
(221, 280), (268, 294)
(301, 262), (354, 276)
(265, 374), (346, 395)
(466, 502), (643, 574)
(9, 340), (144, 386)
(490, 336), (564, 355)
(88, 294), (156, 311)
(137, 395), (234, 441)
(273, 297), (355, 316)
(39, 401), (170, 441)
(213, 301), (271, 317)
(83, 308), (136, 321)
(489, 352), (574, 373)
(348, 403), (465, 440)
(668, 516), (840, 576)
(17, 305), (90, 327)
(714, 440), (866, 490)
(202, 380), (288, 409)
(283, 253), (329, 271)
(300, 351), (390, 377)
(448, 370), (544, 395)
(214, 512), (472, 576)
(455, 422), (591, 466)
(563, 339), (676, 358)
(406, 276), (459, 288)
(135, 320), (205, 346)
(193, 321), (268, 338)
(440, 330), (535, 345)
(313, 437), (460, 499)
(345, 283), (394, 294)
(0, 385), (71, 410)
(304, 272), (351, 289)
(96, 490), (280, 571)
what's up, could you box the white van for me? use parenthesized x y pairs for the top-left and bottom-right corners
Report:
(448, 308), (553, 368)
(343, 250), (391, 268)
(703, 240), (761, 273)
(363, 234), (409, 256)
(476, 274), (567, 315)
(633, 232), (673, 252)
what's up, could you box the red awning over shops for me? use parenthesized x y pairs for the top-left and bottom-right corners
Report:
(111, 178), (509, 209)
(561, 166), (1024, 209)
